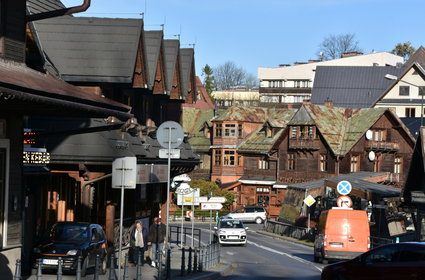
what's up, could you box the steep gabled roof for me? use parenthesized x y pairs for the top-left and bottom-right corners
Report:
(293, 104), (413, 157)
(144, 30), (164, 89)
(182, 107), (214, 152)
(163, 39), (180, 95)
(372, 62), (425, 106)
(404, 46), (425, 68)
(32, 16), (143, 83)
(180, 48), (195, 98)
(27, 0), (66, 14)
(238, 110), (295, 153)
(311, 65), (404, 108)
(214, 107), (269, 122)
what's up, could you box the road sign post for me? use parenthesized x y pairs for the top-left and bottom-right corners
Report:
(157, 121), (184, 250)
(303, 195), (316, 229)
(112, 157), (136, 279)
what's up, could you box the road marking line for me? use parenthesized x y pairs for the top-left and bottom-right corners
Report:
(247, 240), (322, 272)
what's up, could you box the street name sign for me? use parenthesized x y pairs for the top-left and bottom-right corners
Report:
(201, 202), (223, 210)
(199, 196), (226, 203)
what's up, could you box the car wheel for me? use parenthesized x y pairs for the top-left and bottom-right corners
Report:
(81, 257), (89, 277)
(321, 258), (328, 264)
(255, 217), (263, 224)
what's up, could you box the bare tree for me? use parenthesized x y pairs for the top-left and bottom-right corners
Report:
(244, 73), (258, 90)
(214, 61), (247, 90)
(317, 33), (362, 60)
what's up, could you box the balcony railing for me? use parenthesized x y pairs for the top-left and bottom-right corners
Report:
(289, 138), (320, 150)
(365, 141), (399, 152)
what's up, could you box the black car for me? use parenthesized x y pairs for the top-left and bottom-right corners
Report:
(321, 242), (425, 280)
(32, 222), (108, 276)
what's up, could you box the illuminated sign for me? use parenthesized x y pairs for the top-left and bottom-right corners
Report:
(23, 148), (50, 165)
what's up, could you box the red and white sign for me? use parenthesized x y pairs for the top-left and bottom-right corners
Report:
(186, 211), (193, 218)
(336, 195), (353, 208)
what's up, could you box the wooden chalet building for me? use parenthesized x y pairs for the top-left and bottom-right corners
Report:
(22, 0), (200, 265)
(275, 102), (415, 187)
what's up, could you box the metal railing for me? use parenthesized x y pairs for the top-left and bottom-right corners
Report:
(169, 225), (201, 248)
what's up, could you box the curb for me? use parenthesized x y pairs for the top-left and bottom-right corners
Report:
(256, 230), (314, 247)
(181, 262), (234, 280)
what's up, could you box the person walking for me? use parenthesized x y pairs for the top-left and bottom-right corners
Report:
(130, 220), (148, 266)
(147, 217), (166, 268)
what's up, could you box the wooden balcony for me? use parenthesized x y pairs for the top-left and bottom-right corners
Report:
(365, 141), (399, 152)
(289, 138), (320, 150)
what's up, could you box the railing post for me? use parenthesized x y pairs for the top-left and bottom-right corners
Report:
(187, 247), (192, 274)
(36, 259), (43, 280)
(166, 248), (171, 280)
(56, 257), (62, 280)
(109, 254), (116, 280)
(180, 247), (185, 276)
(193, 248), (198, 272)
(123, 253), (129, 280)
(76, 256), (82, 280)
(94, 254), (100, 280)
(136, 252), (142, 280)
(13, 259), (21, 280)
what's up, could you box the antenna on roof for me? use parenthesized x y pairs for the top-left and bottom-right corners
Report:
(140, 12), (144, 19)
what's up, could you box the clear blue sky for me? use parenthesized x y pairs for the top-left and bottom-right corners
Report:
(64, 0), (425, 78)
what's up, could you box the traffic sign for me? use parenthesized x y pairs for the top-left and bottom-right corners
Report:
(186, 211), (193, 218)
(175, 182), (194, 195)
(336, 195), (353, 208)
(112, 157), (137, 189)
(159, 148), (180, 159)
(201, 202), (223, 210)
(157, 121), (184, 149)
(199, 196), (226, 203)
(337, 180), (352, 195)
(303, 195), (316, 207)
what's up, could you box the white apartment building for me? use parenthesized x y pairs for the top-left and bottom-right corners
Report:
(258, 52), (404, 106)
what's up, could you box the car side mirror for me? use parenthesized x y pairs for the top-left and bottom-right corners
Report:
(213, 226), (218, 230)
(245, 227), (249, 230)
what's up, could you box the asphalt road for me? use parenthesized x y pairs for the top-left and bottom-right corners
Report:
(193, 222), (324, 280)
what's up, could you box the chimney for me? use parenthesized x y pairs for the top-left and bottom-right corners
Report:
(324, 100), (333, 107)
(341, 52), (363, 58)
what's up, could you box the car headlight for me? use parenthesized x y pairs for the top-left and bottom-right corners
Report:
(219, 230), (226, 235)
(66, 250), (78, 256)
(241, 231), (246, 235)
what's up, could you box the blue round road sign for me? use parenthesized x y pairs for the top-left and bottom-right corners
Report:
(337, 180), (352, 195)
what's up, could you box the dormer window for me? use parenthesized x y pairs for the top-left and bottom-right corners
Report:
(224, 124), (236, 137)
(266, 126), (273, 138)
(204, 127), (211, 138)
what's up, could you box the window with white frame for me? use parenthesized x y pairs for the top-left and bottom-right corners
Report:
(320, 154), (328, 172)
(223, 150), (236, 166)
(291, 127), (297, 139)
(394, 157), (402, 174)
(215, 124), (222, 137)
(258, 159), (269, 169)
(256, 187), (270, 193)
(224, 124), (237, 137)
(214, 150), (222, 166)
(350, 155), (360, 172)
(287, 153), (295, 170)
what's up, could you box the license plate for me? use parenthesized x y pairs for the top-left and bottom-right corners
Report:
(42, 259), (58, 265)
(330, 243), (343, 248)
(228, 235), (238, 239)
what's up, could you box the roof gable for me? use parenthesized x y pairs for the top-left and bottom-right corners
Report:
(144, 30), (164, 89)
(180, 48), (195, 99)
(405, 46), (425, 68)
(32, 16), (142, 83)
(164, 40), (180, 96)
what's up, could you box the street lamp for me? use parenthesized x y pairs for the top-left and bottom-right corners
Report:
(385, 74), (424, 126)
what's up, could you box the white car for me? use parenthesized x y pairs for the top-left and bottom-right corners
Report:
(214, 219), (248, 246)
(222, 206), (267, 224)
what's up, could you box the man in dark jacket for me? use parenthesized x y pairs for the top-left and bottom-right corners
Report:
(130, 220), (148, 265)
(147, 217), (166, 267)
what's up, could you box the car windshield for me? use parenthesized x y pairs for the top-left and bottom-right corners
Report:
(220, 220), (244, 229)
(49, 224), (89, 242)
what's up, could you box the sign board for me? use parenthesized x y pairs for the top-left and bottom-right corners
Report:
(157, 121), (184, 149)
(201, 202), (223, 210)
(336, 195), (353, 208)
(177, 187), (200, 206)
(303, 195), (316, 207)
(337, 180), (352, 195)
(159, 148), (180, 159)
(175, 182), (194, 195)
(199, 196), (226, 203)
(136, 164), (168, 184)
(186, 211), (193, 218)
(112, 157), (137, 189)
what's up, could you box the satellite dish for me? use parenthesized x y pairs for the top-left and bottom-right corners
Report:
(368, 151), (376, 161)
(365, 130), (373, 140)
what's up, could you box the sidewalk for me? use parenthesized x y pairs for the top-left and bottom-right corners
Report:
(23, 243), (232, 280)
